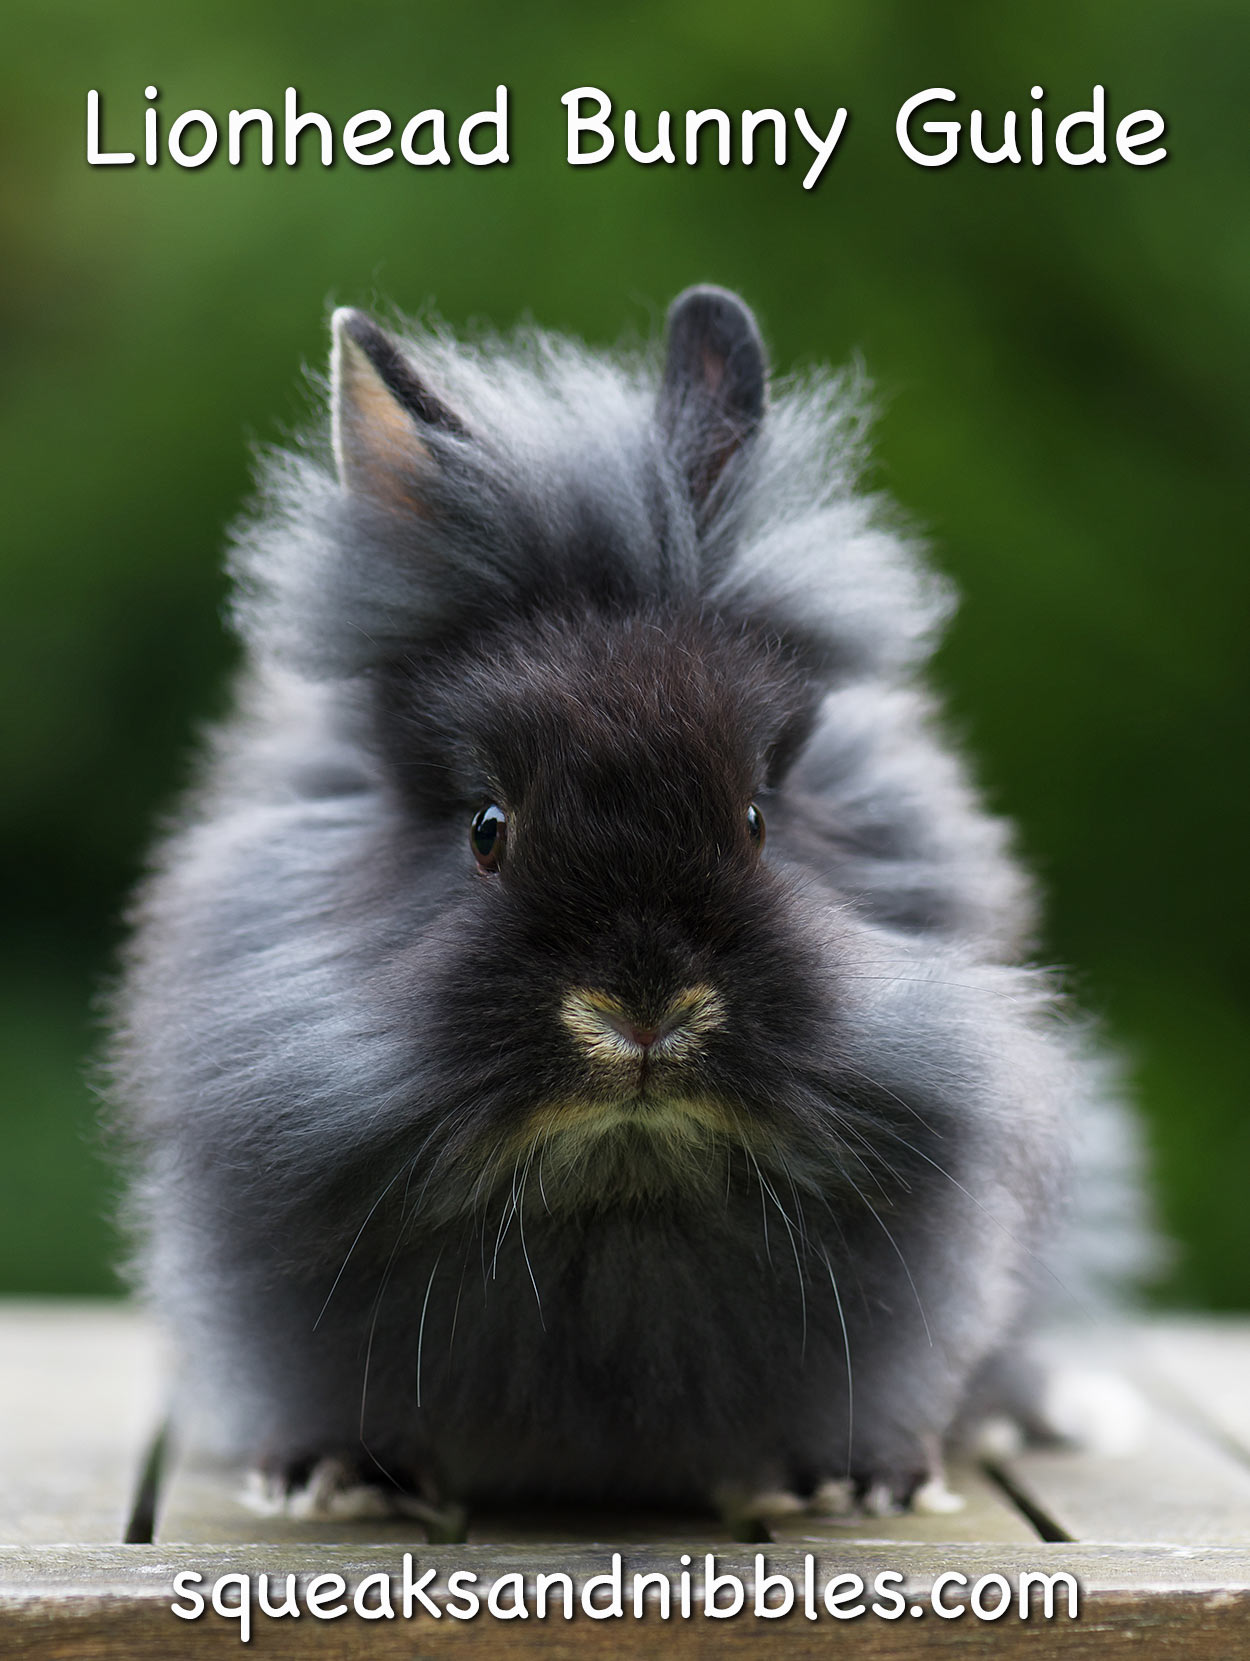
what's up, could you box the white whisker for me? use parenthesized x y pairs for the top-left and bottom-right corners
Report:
(819, 1240), (854, 1478)
(415, 1247), (444, 1409)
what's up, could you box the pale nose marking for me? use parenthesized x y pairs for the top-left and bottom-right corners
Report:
(559, 984), (725, 1065)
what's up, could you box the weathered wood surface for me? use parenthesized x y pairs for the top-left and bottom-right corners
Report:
(1137, 1317), (1250, 1459)
(991, 1395), (1250, 1545)
(984, 1322), (1250, 1546)
(2, 1301), (1250, 1657)
(0, 1301), (167, 1546)
(2, 1544), (1249, 1658)
(768, 1466), (1040, 1547)
(159, 1454), (1023, 1548)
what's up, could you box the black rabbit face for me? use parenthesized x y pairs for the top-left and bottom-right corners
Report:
(374, 606), (838, 1212)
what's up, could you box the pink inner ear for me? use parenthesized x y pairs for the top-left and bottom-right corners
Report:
(334, 330), (433, 513)
(700, 344), (728, 396)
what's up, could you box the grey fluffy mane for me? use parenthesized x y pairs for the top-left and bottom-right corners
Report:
(232, 319), (952, 685)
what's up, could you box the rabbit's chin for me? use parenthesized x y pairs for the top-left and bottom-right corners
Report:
(467, 1093), (767, 1213)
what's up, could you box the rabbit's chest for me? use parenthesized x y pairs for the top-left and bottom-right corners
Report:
(400, 1210), (855, 1503)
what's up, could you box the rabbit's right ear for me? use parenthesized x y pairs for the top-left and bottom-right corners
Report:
(659, 286), (767, 509)
(331, 308), (466, 503)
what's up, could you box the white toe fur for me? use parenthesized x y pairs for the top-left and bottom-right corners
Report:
(970, 1414), (1026, 1459)
(241, 1456), (394, 1520)
(1038, 1367), (1149, 1456)
(912, 1475), (967, 1514)
(809, 1478), (855, 1516)
(861, 1482), (900, 1518)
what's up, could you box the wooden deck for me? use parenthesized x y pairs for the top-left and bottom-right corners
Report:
(1, 1301), (1248, 1655)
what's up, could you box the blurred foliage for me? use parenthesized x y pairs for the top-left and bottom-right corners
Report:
(1, 0), (1246, 1303)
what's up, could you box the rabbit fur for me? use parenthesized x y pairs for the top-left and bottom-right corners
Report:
(109, 287), (1152, 1523)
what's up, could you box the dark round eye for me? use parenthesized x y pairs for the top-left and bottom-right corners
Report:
(471, 803), (507, 872)
(747, 802), (765, 852)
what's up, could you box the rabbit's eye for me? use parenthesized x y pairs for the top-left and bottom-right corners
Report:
(471, 804), (507, 872)
(747, 803), (765, 852)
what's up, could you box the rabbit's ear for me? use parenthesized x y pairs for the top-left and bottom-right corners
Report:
(330, 308), (466, 501)
(659, 286), (767, 508)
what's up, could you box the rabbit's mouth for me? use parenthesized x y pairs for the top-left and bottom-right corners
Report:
(487, 1092), (763, 1209)
(529, 1092), (742, 1141)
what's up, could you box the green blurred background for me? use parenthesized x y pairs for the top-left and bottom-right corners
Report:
(2, 1), (1246, 1304)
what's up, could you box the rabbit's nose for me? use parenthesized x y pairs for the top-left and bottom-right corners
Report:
(600, 1010), (660, 1050)
(559, 985), (725, 1064)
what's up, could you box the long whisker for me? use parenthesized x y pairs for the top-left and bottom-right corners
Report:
(864, 1116), (1089, 1317)
(832, 1145), (933, 1347)
(515, 1135), (545, 1327)
(489, 1148), (525, 1283)
(444, 1246), (469, 1378)
(819, 1239), (854, 1479)
(357, 1236), (410, 1491)
(315, 1154), (415, 1331)
(415, 1247), (444, 1409)
(836, 1116), (913, 1197)
(536, 1122), (554, 1216)
(746, 1145), (808, 1358)
(835, 1058), (941, 1139)
(745, 1145), (772, 1265)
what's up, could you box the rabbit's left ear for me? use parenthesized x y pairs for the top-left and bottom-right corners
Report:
(659, 285), (767, 508)
(331, 308), (466, 502)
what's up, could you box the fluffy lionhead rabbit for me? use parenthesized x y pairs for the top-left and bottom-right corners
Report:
(112, 286), (1149, 1529)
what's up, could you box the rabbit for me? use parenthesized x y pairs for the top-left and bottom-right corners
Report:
(109, 285), (1153, 1529)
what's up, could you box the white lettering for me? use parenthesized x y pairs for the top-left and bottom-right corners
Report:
(352, 1570), (396, 1620)
(343, 110), (393, 166)
(624, 109), (674, 165)
(753, 1554), (794, 1617)
(304, 1574), (347, 1619)
(795, 106), (849, 188)
(932, 1571), (968, 1619)
(170, 1571), (205, 1621)
(742, 109), (786, 167)
(400, 1555), (442, 1618)
(1116, 110), (1167, 164)
(86, 91), (135, 165)
(564, 87), (614, 164)
(211, 1573), (252, 1644)
(686, 108), (731, 167)
(704, 1554), (745, 1618)
(168, 110), (217, 169)
(400, 110), (451, 166)
(582, 1552), (624, 1619)
(1055, 85), (1106, 165)
(228, 109), (274, 166)
(284, 88), (332, 166)
(486, 1572), (529, 1618)
(459, 85), (508, 166)
(896, 89), (958, 167)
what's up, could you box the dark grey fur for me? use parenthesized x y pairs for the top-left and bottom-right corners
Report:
(109, 286), (1150, 1516)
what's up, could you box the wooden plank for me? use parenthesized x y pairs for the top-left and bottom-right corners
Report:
(2, 1542), (1249, 1657)
(991, 1394), (1250, 1545)
(159, 1453), (1017, 1549)
(160, 1455), (739, 1546)
(769, 1464), (1039, 1546)
(0, 1301), (168, 1546)
(981, 1322), (1250, 1546)
(156, 1453), (457, 1547)
(466, 1509), (737, 1545)
(1136, 1318), (1250, 1461)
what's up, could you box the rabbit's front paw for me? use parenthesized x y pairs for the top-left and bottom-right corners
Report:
(244, 1453), (467, 1539)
